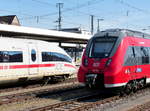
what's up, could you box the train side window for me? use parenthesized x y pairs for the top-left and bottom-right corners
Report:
(3, 51), (9, 62)
(124, 46), (135, 66)
(134, 46), (142, 65)
(52, 52), (72, 63)
(0, 51), (23, 63)
(42, 52), (72, 63)
(149, 47), (150, 64)
(52, 53), (59, 61)
(141, 47), (149, 64)
(42, 52), (52, 62)
(31, 49), (36, 62)
(9, 51), (23, 62)
(0, 51), (3, 62)
(61, 54), (72, 63)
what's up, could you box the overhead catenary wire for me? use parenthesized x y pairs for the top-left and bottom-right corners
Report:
(0, 9), (34, 17)
(18, 0), (105, 30)
(115, 0), (150, 14)
(32, 0), (55, 7)
(30, 0), (104, 18)
(2, 0), (148, 32)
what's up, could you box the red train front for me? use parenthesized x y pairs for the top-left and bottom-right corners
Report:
(78, 29), (150, 93)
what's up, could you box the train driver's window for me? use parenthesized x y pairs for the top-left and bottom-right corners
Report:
(31, 49), (36, 62)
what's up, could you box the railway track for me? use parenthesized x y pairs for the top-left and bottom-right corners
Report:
(0, 78), (77, 93)
(28, 85), (150, 111)
(0, 79), (150, 111)
(30, 92), (119, 111)
(0, 84), (105, 111)
(128, 101), (150, 111)
(0, 78), (82, 105)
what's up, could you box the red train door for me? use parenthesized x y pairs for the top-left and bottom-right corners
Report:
(131, 46), (138, 79)
(124, 45), (138, 80)
(132, 46), (143, 79)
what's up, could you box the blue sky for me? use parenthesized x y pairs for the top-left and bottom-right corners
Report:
(0, 0), (150, 33)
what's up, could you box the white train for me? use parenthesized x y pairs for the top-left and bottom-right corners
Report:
(0, 37), (77, 85)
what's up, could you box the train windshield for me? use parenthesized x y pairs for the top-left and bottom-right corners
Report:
(89, 37), (117, 58)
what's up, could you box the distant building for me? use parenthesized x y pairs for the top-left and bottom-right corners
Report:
(0, 15), (20, 26)
(60, 27), (91, 35)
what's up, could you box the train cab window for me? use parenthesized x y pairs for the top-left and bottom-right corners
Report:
(89, 37), (117, 58)
(31, 49), (36, 62)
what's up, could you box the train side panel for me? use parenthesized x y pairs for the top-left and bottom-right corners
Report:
(0, 37), (76, 85)
(0, 39), (29, 84)
(38, 42), (77, 77)
(105, 36), (150, 88)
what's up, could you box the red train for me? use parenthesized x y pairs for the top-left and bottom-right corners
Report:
(78, 29), (150, 94)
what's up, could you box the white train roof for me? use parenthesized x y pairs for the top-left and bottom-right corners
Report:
(0, 37), (69, 55)
(0, 24), (92, 44)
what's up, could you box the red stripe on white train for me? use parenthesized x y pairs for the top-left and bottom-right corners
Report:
(0, 63), (76, 70)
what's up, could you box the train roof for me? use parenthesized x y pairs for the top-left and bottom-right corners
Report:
(0, 37), (70, 54)
(94, 29), (150, 39)
(0, 36), (57, 45)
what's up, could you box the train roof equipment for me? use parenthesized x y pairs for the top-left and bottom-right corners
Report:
(94, 28), (150, 39)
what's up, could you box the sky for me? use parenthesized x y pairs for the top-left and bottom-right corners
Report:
(0, 0), (150, 34)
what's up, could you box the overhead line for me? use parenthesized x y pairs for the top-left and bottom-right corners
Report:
(38, 0), (104, 18)
(32, 0), (55, 7)
(18, 0), (105, 21)
(0, 9), (34, 17)
(116, 0), (150, 14)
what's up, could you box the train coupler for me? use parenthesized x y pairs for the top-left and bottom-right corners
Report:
(86, 74), (98, 88)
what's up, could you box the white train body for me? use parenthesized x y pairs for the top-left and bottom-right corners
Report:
(0, 37), (77, 84)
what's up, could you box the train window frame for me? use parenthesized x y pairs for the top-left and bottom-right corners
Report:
(31, 49), (36, 62)
(89, 37), (117, 58)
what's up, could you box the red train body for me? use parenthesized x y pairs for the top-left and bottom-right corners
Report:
(78, 29), (150, 92)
